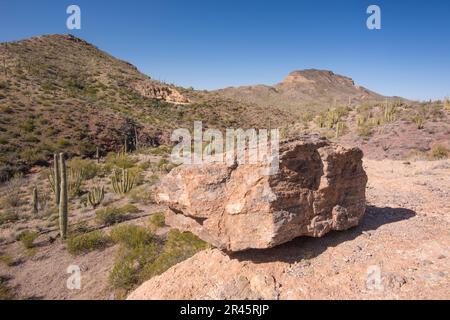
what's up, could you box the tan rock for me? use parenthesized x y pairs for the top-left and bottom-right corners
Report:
(156, 137), (368, 252)
(131, 80), (190, 104)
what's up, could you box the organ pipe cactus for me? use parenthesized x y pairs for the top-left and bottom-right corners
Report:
(59, 153), (68, 240)
(111, 168), (136, 195)
(88, 186), (104, 209)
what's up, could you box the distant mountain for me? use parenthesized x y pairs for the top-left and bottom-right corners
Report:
(214, 69), (392, 113)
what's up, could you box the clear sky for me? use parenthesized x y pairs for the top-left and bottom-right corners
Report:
(1, 0), (449, 100)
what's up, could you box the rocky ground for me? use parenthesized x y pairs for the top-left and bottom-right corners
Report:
(0, 149), (449, 300)
(130, 159), (450, 300)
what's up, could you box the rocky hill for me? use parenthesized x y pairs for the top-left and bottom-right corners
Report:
(214, 69), (393, 113)
(0, 34), (291, 181)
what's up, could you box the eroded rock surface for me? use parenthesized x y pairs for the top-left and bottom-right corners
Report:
(156, 137), (368, 251)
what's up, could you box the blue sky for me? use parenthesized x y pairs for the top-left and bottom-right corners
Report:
(1, 0), (449, 100)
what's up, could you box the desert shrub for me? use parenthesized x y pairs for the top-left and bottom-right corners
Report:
(96, 207), (127, 226)
(56, 138), (71, 148)
(430, 144), (449, 160)
(67, 231), (111, 255)
(0, 105), (13, 114)
(149, 212), (165, 229)
(105, 152), (136, 170)
(157, 158), (178, 173)
(412, 115), (424, 129)
(357, 123), (373, 138)
(128, 185), (154, 205)
(19, 231), (39, 249)
(119, 204), (140, 214)
(1, 173), (24, 208)
(148, 145), (172, 156)
(67, 157), (100, 180)
(444, 99), (450, 112)
(19, 147), (46, 164)
(140, 230), (209, 280)
(95, 204), (139, 226)
(0, 210), (19, 225)
(0, 276), (14, 300)
(109, 234), (160, 291)
(146, 174), (159, 186)
(138, 161), (151, 171)
(110, 224), (154, 249)
(0, 254), (14, 267)
(108, 228), (208, 293)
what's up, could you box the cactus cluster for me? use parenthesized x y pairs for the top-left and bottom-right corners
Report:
(88, 186), (105, 209)
(382, 103), (397, 123)
(111, 169), (136, 195)
(47, 163), (84, 199)
(413, 115), (424, 129)
(335, 122), (346, 138)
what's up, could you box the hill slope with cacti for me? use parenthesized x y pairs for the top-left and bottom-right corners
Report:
(0, 34), (292, 181)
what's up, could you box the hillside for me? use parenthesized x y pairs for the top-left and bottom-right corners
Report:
(0, 34), (291, 181)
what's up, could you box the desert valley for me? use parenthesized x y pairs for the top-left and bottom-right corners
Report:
(0, 34), (449, 300)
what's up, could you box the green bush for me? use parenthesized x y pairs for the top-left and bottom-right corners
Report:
(140, 230), (209, 280)
(0, 254), (15, 267)
(67, 231), (111, 255)
(19, 231), (39, 249)
(67, 157), (100, 180)
(128, 185), (154, 205)
(105, 152), (136, 170)
(110, 224), (155, 249)
(95, 204), (139, 226)
(149, 212), (165, 229)
(0, 210), (19, 225)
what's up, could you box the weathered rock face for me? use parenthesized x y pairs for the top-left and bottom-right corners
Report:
(131, 80), (190, 104)
(156, 137), (367, 252)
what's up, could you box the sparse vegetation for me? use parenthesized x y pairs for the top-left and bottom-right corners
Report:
(67, 231), (111, 255)
(109, 227), (208, 295)
(0, 277), (14, 300)
(430, 144), (449, 160)
(95, 204), (139, 226)
(19, 230), (39, 249)
(149, 212), (165, 229)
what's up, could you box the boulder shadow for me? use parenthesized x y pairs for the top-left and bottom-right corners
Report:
(230, 205), (416, 264)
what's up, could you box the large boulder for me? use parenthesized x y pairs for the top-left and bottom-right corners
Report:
(156, 136), (367, 252)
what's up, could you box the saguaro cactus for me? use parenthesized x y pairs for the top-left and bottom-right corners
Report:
(59, 153), (68, 240)
(88, 186), (104, 209)
(111, 169), (136, 195)
(53, 153), (61, 205)
(32, 187), (39, 214)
